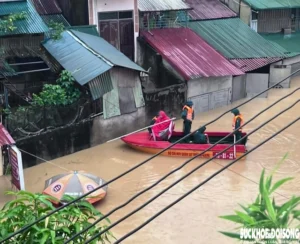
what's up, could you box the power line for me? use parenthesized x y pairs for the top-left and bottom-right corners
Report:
(112, 117), (300, 244)
(2, 69), (299, 243)
(84, 100), (299, 243)
(65, 87), (300, 243)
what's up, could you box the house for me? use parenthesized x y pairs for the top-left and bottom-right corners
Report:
(220, 0), (300, 33)
(30, 0), (70, 28)
(0, 0), (58, 106)
(140, 28), (244, 114)
(189, 18), (296, 99)
(42, 30), (146, 122)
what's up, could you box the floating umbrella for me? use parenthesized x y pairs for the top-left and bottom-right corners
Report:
(42, 171), (108, 204)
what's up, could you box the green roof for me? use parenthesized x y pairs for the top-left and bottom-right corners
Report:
(242, 0), (300, 10)
(261, 32), (300, 56)
(189, 18), (289, 59)
(41, 14), (70, 28)
(68, 25), (99, 37)
(0, 0), (48, 36)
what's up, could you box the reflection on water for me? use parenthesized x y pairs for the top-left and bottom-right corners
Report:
(1, 77), (300, 243)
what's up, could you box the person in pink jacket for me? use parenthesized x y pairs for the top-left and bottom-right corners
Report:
(151, 111), (174, 141)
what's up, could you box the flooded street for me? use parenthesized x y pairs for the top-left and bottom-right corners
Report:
(1, 77), (300, 244)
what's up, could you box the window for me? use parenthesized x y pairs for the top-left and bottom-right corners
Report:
(251, 11), (258, 20)
(98, 11), (133, 21)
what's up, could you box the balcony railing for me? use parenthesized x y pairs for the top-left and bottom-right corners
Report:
(139, 10), (189, 31)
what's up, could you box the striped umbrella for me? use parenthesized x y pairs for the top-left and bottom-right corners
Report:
(42, 171), (108, 204)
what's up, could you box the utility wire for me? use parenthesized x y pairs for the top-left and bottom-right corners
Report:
(84, 100), (299, 243)
(65, 87), (300, 243)
(1, 69), (299, 243)
(112, 117), (300, 244)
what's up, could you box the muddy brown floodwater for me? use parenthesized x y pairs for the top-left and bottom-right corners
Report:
(1, 77), (300, 243)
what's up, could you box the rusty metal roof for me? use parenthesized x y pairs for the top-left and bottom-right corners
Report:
(230, 58), (282, 72)
(31, 0), (62, 15)
(141, 28), (244, 80)
(138, 0), (192, 12)
(186, 0), (237, 20)
(0, 124), (15, 146)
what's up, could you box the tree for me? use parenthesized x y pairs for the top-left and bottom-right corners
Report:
(0, 12), (26, 33)
(0, 191), (115, 243)
(219, 153), (300, 243)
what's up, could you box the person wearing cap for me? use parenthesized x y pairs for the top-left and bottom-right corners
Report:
(181, 101), (195, 141)
(231, 108), (244, 143)
(193, 126), (208, 144)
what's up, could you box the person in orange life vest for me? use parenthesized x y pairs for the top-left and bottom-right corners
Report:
(152, 111), (174, 141)
(148, 113), (159, 134)
(181, 101), (195, 140)
(231, 108), (244, 143)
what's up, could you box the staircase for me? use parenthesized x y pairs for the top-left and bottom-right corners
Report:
(0, 75), (32, 104)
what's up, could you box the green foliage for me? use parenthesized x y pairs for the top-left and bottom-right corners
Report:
(32, 70), (81, 106)
(0, 190), (115, 243)
(48, 21), (65, 40)
(0, 12), (27, 33)
(219, 153), (300, 243)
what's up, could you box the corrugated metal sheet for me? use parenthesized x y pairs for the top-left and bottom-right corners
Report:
(30, 0), (61, 15)
(138, 0), (192, 12)
(141, 28), (244, 80)
(243, 0), (300, 10)
(119, 87), (137, 114)
(68, 25), (99, 37)
(0, 0), (48, 36)
(0, 124), (15, 146)
(41, 14), (70, 27)
(261, 32), (300, 53)
(103, 73), (121, 119)
(88, 71), (113, 100)
(258, 9), (291, 33)
(0, 60), (17, 77)
(230, 58), (282, 72)
(186, 0), (237, 20)
(70, 30), (145, 72)
(43, 31), (112, 85)
(189, 18), (288, 59)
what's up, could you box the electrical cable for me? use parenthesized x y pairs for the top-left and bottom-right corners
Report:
(0, 69), (300, 243)
(84, 100), (300, 243)
(2, 69), (299, 243)
(65, 87), (300, 243)
(112, 117), (300, 244)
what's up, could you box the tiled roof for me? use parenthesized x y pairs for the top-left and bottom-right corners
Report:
(140, 28), (244, 80)
(186, 0), (237, 20)
(0, 0), (48, 36)
(189, 18), (289, 59)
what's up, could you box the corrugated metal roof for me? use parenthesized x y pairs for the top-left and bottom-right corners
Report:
(0, 123), (15, 146)
(68, 25), (99, 37)
(0, 60), (17, 77)
(242, 0), (300, 10)
(261, 32), (300, 54)
(0, 0), (48, 36)
(189, 18), (288, 59)
(141, 28), (244, 80)
(88, 71), (114, 100)
(230, 58), (282, 72)
(41, 14), (70, 27)
(186, 0), (237, 20)
(43, 31), (112, 85)
(138, 0), (192, 12)
(70, 30), (145, 72)
(30, 0), (61, 15)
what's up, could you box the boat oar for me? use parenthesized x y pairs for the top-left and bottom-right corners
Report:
(106, 117), (177, 143)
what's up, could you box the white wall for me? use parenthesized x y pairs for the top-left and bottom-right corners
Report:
(187, 76), (232, 98)
(269, 64), (292, 88)
(90, 0), (139, 61)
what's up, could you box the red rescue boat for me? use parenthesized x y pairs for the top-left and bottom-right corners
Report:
(121, 131), (248, 160)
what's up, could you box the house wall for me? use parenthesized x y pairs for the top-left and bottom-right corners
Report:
(269, 64), (292, 88)
(273, 55), (300, 79)
(240, 1), (251, 25)
(232, 75), (247, 102)
(89, 0), (139, 61)
(258, 9), (292, 33)
(187, 76), (233, 114)
(57, 0), (89, 25)
(245, 73), (269, 97)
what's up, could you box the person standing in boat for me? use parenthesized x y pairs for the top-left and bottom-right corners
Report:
(148, 113), (159, 134)
(231, 108), (244, 143)
(193, 126), (208, 144)
(181, 101), (195, 141)
(152, 111), (174, 141)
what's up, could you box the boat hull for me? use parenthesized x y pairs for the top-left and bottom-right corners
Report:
(121, 131), (247, 160)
